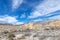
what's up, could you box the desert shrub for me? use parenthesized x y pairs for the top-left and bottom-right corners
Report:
(33, 35), (37, 37)
(44, 28), (50, 30)
(3, 31), (9, 34)
(22, 28), (30, 32)
(50, 27), (55, 30)
(24, 33), (31, 36)
(8, 33), (15, 40)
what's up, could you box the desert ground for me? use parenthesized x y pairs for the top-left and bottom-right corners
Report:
(0, 20), (60, 40)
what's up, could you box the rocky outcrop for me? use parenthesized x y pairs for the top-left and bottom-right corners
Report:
(20, 20), (60, 30)
(21, 22), (43, 30)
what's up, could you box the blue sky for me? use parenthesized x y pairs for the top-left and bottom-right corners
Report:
(0, 0), (60, 25)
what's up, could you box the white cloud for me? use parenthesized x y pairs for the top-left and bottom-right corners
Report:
(48, 15), (60, 20)
(28, 11), (41, 18)
(20, 13), (26, 18)
(0, 15), (24, 25)
(0, 15), (17, 24)
(33, 19), (43, 22)
(28, 0), (60, 18)
(16, 22), (24, 25)
(12, 0), (23, 10)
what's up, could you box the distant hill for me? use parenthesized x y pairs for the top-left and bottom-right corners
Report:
(0, 20), (60, 32)
(21, 20), (60, 30)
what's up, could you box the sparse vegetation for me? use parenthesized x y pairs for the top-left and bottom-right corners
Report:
(0, 20), (60, 40)
(8, 33), (15, 40)
(3, 31), (9, 34)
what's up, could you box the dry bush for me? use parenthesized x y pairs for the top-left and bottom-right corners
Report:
(8, 33), (15, 40)
(3, 31), (9, 34)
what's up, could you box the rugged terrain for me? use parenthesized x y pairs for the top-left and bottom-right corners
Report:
(0, 20), (60, 40)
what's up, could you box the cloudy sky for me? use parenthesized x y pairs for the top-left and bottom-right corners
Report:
(0, 0), (60, 25)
